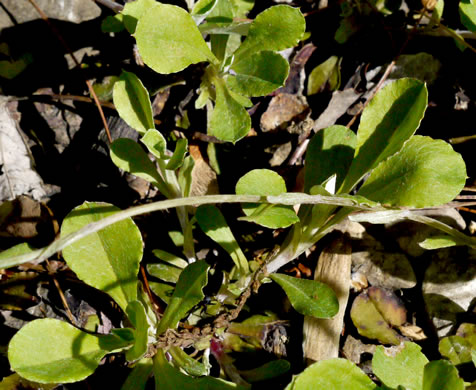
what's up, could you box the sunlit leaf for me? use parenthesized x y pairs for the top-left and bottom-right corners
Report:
(459, 0), (476, 32)
(423, 360), (464, 390)
(122, 0), (158, 33)
(166, 138), (188, 170)
(141, 129), (167, 160)
(125, 301), (149, 362)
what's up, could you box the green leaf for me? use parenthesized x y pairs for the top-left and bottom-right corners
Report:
(135, 4), (218, 74)
(191, 0), (218, 24)
(235, 169), (299, 229)
(147, 262), (182, 283)
(168, 346), (209, 376)
(141, 129), (167, 160)
(149, 281), (174, 304)
(419, 235), (460, 249)
(239, 360), (290, 382)
(304, 125), (357, 193)
(339, 78), (428, 193)
(125, 301), (149, 362)
(113, 71), (154, 135)
(0, 243), (36, 269)
(153, 350), (245, 389)
(157, 261), (209, 334)
(8, 319), (129, 384)
(110, 138), (172, 198)
(101, 14), (125, 33)
(231, 0), (254, 17)
(439, 336), (473, 365)
(227, 51), (289, 97)
(122, 0), (158, 33)
(61, 202), (143, 312)
(209, 77), (251, 143)
(207, 0), (235, 24)
(307, 56), (340, 95)
(372, 342), (429, 390)
(233, 5), (305, 64)
(422, 360), (464, 390)
(166, 138), (188, 170)
(121, 358), (153, 390)
(270, 273), (338, 318)
(459, 0), (476, 33)
(178, 156), (195, 197)
(152, 249), (188, 268)
(196, 205), (249, 275)
(358, 136), (467, 207)
(285, 358), (377, 390)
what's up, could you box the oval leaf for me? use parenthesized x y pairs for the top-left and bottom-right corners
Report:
(209, 78), (251, 143)
(307, 56), (340, 95)
(135, 4), (217, 74)
(141, 129), (167, 160)
(339, 78), (428, 193)
(372, 342), (429, 390)
(157, 260), (209, 334)
(228, 51), (289, 97)
(439, 336), (474, 365)
(358, 136), (467, 207)
(233, 5), (305, 63)
(235, 169), (299, 229)
(459, 0), (476, 33)
(61, 202), (143, 311)
(8, 319), (124, 384)
(270, 273), (338, 318)
(285, 358), (377, 390)
(423, 360), (464, 390)
(122, 0), (158, 33)
(113, 71), (154, 135)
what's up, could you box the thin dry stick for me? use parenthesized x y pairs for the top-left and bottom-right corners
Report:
(94, 0), (124, 13)
(27, 0), (112, 143)
(458, 206), (476, 215)
(140, 265), (164, 316)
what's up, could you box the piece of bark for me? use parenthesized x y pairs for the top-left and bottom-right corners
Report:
(302, 235), (352, 363)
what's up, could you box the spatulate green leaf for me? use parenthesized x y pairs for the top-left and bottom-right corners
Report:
(8, 319), (129, 384)
(113, 71), (154, 135)
(284, 358), (377, 390)
(141, 129), (167, 160)
(270, 273), (338, 318)
(158, 261), (209, 334)
(339, 78), (428, 193)
(196, 205), (249, 274)
(61, 202), (143, 311)
(209, 77), (251, 143)
(459, 0), (476, 32)
(372, 342), (429, 390)
(233, 5), (305, 63)
(358, 136), (467, 207)
(228, 51), (289, 97)
(422, 360), (464, 390)
(135, 4), (218, 74)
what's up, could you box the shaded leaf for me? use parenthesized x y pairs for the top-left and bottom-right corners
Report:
(149, 281), (174, 304)
(61, 202), (143, 311)
(8, 319), (129, 384)
(169, 346), (209, 376)
(166, 138), (188, 170)
(113, 71), (154, 135)
(235, 169), (299, 229)
(196, 205), (249, 274)
(422, 360), (464, 390)
(270, 273), (338, 318)
(372, 342), (428, 390)
(121, 358), (153, 390)
(284, 358), (377, 390)
(101, 14), (125, 33)
(368, 286), (406, 326)
(239, 360), (290, 382)
(459, 0), (476, 32)
(178, 156), (195, 197)
(358, 136), (466, 207)
(233, 5), (305, 63)
(339, 78), (428, 193)
(228, 51), (289, 97)
(439, 336), (473, 365)
(135, 4), (218, 74)
(157, 261), (209, 334)
(125, 301), (149, 362)
(307, 56), (340, 95)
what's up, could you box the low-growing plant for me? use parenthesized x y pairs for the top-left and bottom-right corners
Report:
(1, 0), (476, 388)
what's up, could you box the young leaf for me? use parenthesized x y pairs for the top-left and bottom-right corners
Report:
(235, 169), (299, 229)
(284, 358), (377, 390)
(113, 71), (155, 135)
(168, 346), (209, 376)
(141, 129), (167, 160)
(166, 138), (188, 170)
(122, 0), (158, 33)
(304, 125), (356, 193)
(270, 273), (338, 318)
(307, 56), (340, 95)
(372, 342), (429, 390)
(209, 77), (251, 143)
(8, 319), (130, 384)
(191, 0), (218, 24)
(232, 5), (305, 64)
(157, 260), (209, 334)
(147, 262), (182, 283)
(422, 360), (464, 390)
(439, 336), (474, 365)
(125, 301), (149, 362)
(154, 350), (245, 389)
(178, 155), (195, 197)
(232, 0), (254, 17)
(459, 0), (476, 33)
(419, 235), (460, 249)
(61, 202), (143, 312)
(135, 4), (218, 74)
(339, 78), (428, 193)
(196, 205), (250, 275)
(121, 358), (153, 390)
(358, 136), (466, 207)
(227, 51), (289, 97)
(110, 138), (172, 198)
(152, 249), (188, 268)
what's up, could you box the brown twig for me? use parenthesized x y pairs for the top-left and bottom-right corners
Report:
(94, 0), (124, 13)
(27, 0), (112, 143)
(140, 265), (164, 316)
(457, 206), (476, 215)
